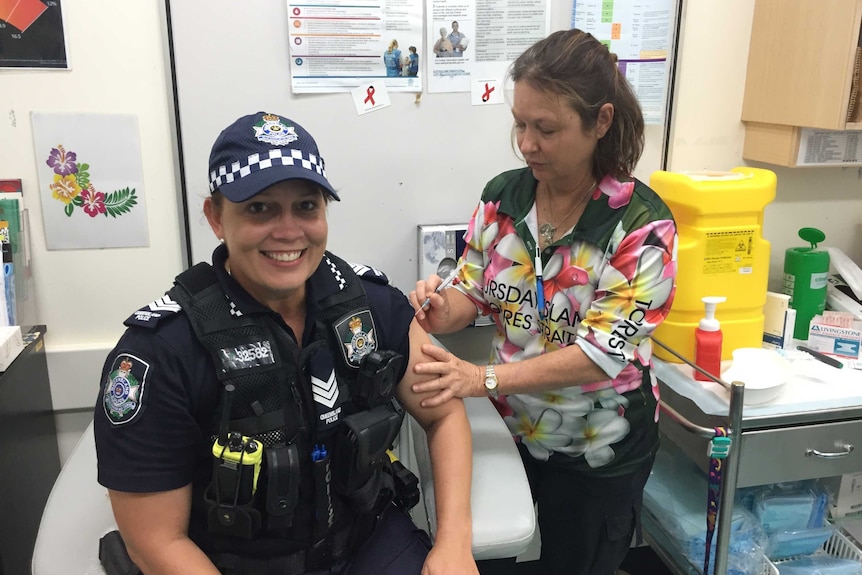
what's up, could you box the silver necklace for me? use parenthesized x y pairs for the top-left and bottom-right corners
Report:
(538, 180), (596, 247)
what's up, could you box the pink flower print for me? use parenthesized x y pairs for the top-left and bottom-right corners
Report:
(50, 174), (82, 204)
(482, 200), (500, 226)
(81, 184), (107, 217)
(650, 371), (661, 422)
(465, 200), (500, 244)
(607, 220), (676, 282)
(491, 396), (514, 418)
(597, 177), (634, 209)
(46, 145), (78, 176)
(553, 266), (589, 290)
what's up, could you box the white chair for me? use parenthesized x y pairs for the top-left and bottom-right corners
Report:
(32, 398), (535, 574)
(31, 420), (115, 575)
(401, 396), (536, 560)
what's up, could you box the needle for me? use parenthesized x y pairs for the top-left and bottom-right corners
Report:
(416, 263), (463, 314)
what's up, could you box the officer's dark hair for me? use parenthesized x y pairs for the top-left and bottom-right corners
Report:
(508, 28), (644, 181)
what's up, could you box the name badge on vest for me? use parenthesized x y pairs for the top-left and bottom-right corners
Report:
(333, 310), (377, 367)
(217, 340), (276, 373)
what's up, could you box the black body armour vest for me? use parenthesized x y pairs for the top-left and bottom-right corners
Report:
(168, 252), (404, 568)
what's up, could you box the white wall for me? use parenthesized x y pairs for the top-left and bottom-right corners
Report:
(0, 2), (185, 461)
(668, 1), (862, 290)
(1, 1), (861, 464)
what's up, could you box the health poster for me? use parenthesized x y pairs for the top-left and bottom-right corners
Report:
(0, 0), (68, 69)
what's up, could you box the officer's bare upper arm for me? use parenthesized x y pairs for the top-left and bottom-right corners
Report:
(108, 485), (192, 556)
(396, 320), (460, 429)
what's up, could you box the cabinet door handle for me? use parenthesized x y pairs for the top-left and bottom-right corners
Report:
(805, 444), (854, 459)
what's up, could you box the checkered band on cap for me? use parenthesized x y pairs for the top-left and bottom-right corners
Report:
(209, 148), (327, 193)
(207, 112), (339, 202)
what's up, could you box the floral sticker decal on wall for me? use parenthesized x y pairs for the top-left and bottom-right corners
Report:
(45, 145), (138, 218)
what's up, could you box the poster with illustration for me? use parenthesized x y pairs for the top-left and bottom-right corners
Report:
(31, 113), (149, 249)
(0, 0), (69, 69)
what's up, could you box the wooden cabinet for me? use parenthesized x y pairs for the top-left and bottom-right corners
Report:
(741, 0), (862, 166)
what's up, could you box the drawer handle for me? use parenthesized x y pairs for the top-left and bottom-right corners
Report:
(805, 444), (854, 459)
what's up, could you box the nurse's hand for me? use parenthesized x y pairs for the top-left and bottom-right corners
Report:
(412, 344), (483, 407)
(409, 275), (454, 333)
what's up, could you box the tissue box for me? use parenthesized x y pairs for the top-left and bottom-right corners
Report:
(0, 326), (24, 371)
(807, 322), (862, 360)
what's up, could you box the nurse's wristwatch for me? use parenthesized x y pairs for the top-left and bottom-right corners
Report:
(484, 365), (499, 398)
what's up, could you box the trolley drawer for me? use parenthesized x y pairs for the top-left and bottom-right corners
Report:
(738, 419), (862, 487)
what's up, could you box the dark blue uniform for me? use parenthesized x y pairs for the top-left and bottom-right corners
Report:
(94, 244), (429, 574)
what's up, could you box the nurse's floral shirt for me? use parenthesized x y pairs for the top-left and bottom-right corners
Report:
(456, 168), (677, 475)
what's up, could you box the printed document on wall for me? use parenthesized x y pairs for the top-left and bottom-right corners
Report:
(572, 0), (675, 125)
(796, 130), (862, 166)
(287, 0), (423, 93)
(426, 0), (551, 94)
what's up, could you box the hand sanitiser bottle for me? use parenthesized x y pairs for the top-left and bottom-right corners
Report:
(695, 296), (727, 382)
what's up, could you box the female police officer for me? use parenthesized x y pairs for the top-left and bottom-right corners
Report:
(94, 112), (478, 575)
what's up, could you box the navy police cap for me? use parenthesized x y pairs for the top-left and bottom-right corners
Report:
(208, 112), (340, 202)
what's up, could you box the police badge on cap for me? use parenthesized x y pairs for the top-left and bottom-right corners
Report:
(253, 114), (298, 146)
(103, 353), (150, 425)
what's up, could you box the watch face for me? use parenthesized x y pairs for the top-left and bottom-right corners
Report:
(484, 366), (498, 396)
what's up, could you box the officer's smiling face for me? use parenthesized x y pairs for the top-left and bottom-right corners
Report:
(205, 179), (328, 310)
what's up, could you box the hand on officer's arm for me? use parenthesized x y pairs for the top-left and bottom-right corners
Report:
(397, 320), (479, 575)
(109, 484), (221, 575)
(411, 344), (484, 408)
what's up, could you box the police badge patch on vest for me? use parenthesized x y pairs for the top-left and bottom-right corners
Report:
(333, 310), (377, 367)
(103, 353), (150, 425)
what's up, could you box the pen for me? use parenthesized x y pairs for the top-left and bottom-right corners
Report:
(416, 263), (462, 314)
(796, 345), (844, 369)
(535, 244), (545, 319)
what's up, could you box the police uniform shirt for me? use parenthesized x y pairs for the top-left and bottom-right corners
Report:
(94, 244), (414, 496)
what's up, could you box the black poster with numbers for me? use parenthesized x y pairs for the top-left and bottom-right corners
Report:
(0, 0), (67, 69)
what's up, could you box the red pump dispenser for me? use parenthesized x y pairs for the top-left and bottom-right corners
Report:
(694, 296), (726, 382)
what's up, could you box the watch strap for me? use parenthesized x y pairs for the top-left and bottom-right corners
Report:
(484, 364), (499, 398)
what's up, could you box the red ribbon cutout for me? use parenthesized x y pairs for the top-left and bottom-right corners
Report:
(481, 83), (495, 102)
(364, 86), (376, 105)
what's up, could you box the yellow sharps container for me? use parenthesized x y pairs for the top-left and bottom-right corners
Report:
(650, 167), (776, 363)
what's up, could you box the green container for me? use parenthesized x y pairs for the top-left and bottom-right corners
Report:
(783, 227), (830, 340)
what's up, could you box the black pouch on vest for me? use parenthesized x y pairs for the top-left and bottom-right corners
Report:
(333, 402), (403, 494)
(264, 442), (300, 529)
(206, 501), (262, 540)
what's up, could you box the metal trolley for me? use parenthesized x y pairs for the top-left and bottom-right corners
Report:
(648, 337), (746, 575)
